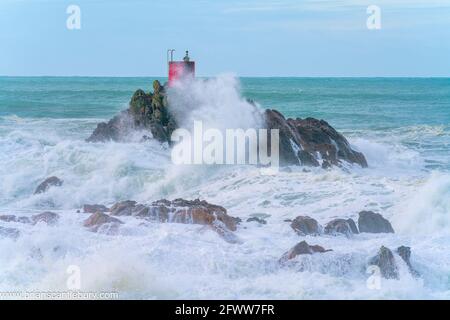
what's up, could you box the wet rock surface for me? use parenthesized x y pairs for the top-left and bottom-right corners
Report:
(369, 246), (399, 279)
(280, 240), (331, 263)
(84, 212), (123, 233)
(264, 109), (368, 168)
(358, 211), (394, 234)
(324, 218), (358, 236)
(34, 176), (63, 194)
(397, 246), (420, 277)
(83, 204), (110, 214)
(97, 198), (238, 240)
(87, 81), (176, 143)
(290, 216), (321, 236)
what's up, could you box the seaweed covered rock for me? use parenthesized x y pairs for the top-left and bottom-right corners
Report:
(34, 176), (63, 194)
(87, 82), (176, 143)
(264, 109), (368, 168)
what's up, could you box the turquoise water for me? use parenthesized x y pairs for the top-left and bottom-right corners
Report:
(1, 77), (449, 169)
(1, 76), (450, 299)
(2, 77), (450, 125)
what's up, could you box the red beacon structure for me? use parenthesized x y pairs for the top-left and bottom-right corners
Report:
(167, 49), (195, 86)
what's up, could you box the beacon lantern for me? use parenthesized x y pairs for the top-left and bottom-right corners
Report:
(167, 49), (195, 86)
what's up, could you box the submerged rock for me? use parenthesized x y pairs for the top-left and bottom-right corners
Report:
(358, 211), (394, 234)
(280, 240), (331, 263)
(324, 218), (358, 236)
(83, 212), (123, 233)
(246, 217), (267, 224)
(83, 204), (110, 214)
(368, 246), (399, 279)
(290, 216), (321, 236)
(34, 176), (63, 194)
(264, 109), (368, 168)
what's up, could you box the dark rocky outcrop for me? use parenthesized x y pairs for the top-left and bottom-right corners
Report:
(397, 246), (420, 277)
(87, 81), (176, 143)
(324, 218), (358, 236)
(246, 217), (267, 224)
(279, 240), (331, 263)
(83, 212), (123, 233)
(34, 176), (63, 194)
(358, 211), (394, 234)
(264, 109), (368, 168)
(368, 246), (399, 279)
(83, 204), (110, 214)
(86, 81), (367, 170)
(0, 226), (20, 239)
(31, 212), (59, 225)
(290, 216), (320, 236)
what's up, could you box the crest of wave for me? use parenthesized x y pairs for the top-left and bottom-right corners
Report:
(167, 74), (263, 132)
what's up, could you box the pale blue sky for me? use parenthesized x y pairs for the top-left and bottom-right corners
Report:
(1, 0), (450, 76)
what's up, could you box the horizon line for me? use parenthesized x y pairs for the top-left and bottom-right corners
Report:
(1, 75), (449, 79)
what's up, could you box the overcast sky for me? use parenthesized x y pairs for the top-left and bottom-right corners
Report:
(1, 0), (449, 77)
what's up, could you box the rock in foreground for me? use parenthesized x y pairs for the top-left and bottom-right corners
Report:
(279, 240), (331, 263)
(290, 216), (321, 236)
(83, 204), (110, 214)
(31, 212), (60, 225)
(368, 246), (399, 279)
(84, 212), (123, 233)
(324, 218), (358, 236)
(397, 246), (420, 277)
(358, 211), (394, 234)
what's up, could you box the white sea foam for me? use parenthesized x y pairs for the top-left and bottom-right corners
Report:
(1, 76), (450, 299)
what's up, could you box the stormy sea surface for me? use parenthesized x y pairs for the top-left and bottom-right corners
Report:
(0, 76), (450, 299)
